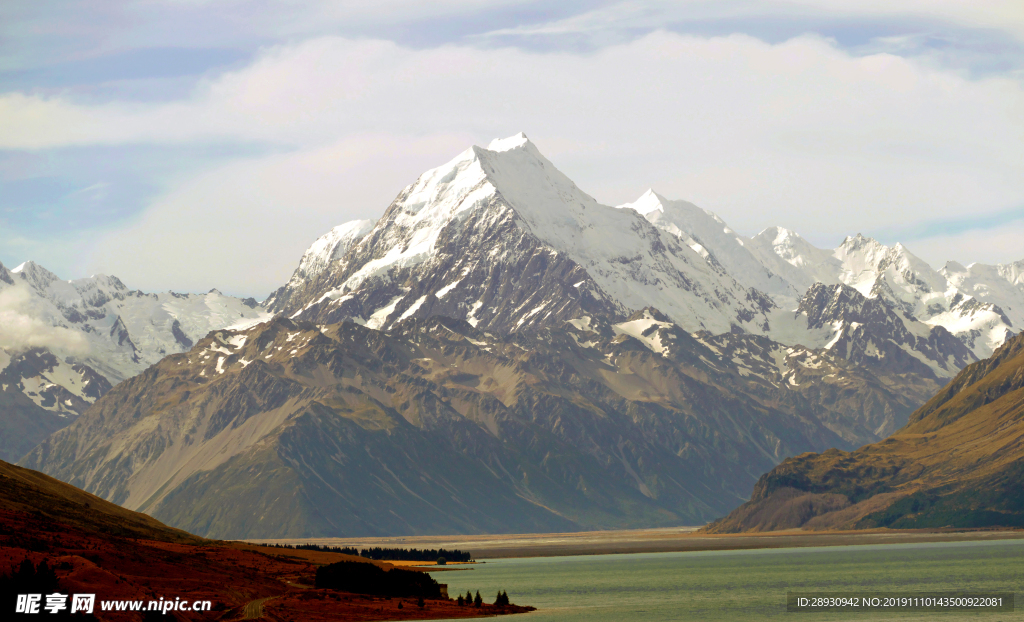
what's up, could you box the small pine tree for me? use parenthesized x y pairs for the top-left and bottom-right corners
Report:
(417, 596), (425, 608)
(466, 590), (473, 603)
(474, 590), (482, 607)
(457, 595), (465, 606)
(397, 601), (403, 609)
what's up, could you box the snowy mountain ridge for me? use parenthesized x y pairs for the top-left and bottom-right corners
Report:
(5, 260), (271, 385)
(617, 189), (801, 302)
(0, 257), (272, 460)
(272, 133), (1021, 379)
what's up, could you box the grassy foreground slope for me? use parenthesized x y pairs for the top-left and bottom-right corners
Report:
(705, 331), (1024, 533)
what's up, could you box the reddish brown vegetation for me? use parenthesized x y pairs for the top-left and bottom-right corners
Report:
(0, 460), (532, 621)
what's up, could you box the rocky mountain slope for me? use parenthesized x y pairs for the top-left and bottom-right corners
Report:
(0, 348), (111, 462)
(0, 259), (271, 461)
(23, 303), (946, 538)
(703, 330), (1024, 532)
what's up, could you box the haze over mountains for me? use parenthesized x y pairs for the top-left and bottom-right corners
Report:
(10, 134), (1024, 537)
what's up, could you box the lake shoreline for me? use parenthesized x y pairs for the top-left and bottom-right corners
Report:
(422, 538), (1024, 621)
(248, 526), (1024, 560)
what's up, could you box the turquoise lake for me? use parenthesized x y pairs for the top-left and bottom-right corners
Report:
(429, 539), (1024, 621)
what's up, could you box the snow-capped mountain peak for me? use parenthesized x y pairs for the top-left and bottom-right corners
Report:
(276, 134), (779, 335)
(269, 133), (1020, 370)
(11, 260), (62, 291)
(625, 188), (726, 226)
(486, 131), (533, 152)
(338, 133), (626, 293)
(833, 233), (892, 295)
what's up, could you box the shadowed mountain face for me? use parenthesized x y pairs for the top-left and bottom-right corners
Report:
(703, 331), (1024, 533)
(0, 349), (113, 462)
(22, 308), (943, 539)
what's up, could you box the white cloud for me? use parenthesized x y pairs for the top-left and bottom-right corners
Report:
(3, 31), (1021, 293)
(480, 0), (1024, 42)
(0, 285), (90, 355)
(85, 132), (474, 297)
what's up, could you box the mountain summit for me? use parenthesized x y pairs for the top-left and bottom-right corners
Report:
(272, 133), (774, 336)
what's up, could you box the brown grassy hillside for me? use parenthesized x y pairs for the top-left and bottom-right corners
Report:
(0, 460), (530, 621)
(703, 332), (1024, 533)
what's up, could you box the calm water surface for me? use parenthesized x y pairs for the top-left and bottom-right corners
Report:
(429, 539), (1024, 621)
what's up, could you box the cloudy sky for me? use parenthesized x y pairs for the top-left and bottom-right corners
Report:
(1, 1), (1022, 298)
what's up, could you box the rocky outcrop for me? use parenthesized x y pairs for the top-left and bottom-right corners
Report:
(794, 283), (976, 378)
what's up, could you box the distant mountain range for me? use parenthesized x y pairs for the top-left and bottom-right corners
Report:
(0, 260), (269, 461)
(12, 133), (1024, 537)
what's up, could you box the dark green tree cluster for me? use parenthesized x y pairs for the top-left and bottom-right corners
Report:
(266, 544), (472, 561)
(268, 543), (359, 555)
(315, 561), (441, 598)
(456, 588), (510, 607)
(359, 547), (471, 562)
